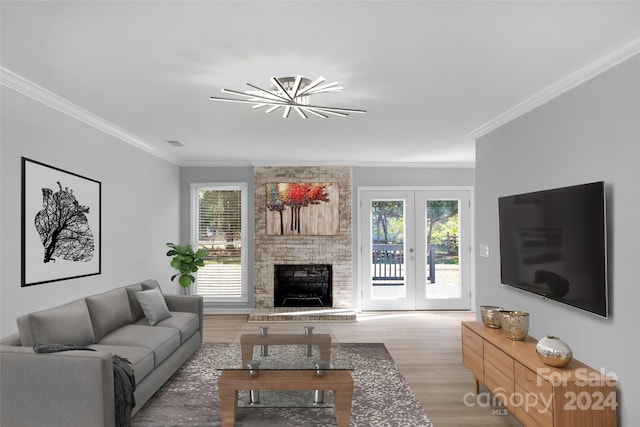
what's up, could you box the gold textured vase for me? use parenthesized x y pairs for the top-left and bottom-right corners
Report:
(480, 306), (503, 328)
(500, 311), (529, 340)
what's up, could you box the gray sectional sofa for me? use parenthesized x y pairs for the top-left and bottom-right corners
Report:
(0, 279), (203, 427)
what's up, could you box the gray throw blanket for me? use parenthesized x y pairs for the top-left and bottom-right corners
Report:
(33, 343), (136, 427)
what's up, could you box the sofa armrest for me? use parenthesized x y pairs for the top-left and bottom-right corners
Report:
(0, 332), (22, 346)
(0, 345), (115, 427)
(164, 294), (204, 341)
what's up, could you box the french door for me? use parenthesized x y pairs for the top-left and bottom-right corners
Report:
(359, 188), (472, 310)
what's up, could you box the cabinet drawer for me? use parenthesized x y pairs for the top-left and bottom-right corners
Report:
(485, 342), (514, 380)
(514, 404), (549, 427)
(484, 359), (514, 410)
(515, 362), (553, 400)
(463, 345), (483, 381)
(462, 325), (483, 356)
(514, 383), (554, 427)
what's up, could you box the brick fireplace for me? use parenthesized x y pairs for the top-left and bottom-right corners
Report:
(253, 166), (353, 311)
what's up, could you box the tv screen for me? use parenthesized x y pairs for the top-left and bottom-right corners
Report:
(498, 182), (608, 317)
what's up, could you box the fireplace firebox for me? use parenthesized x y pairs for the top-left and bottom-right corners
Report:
(274, 264), (332, 307)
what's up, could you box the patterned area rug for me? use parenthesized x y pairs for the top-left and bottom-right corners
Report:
(132, 342), (433, 427)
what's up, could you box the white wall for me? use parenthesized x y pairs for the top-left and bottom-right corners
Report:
(475, 56), (639, 425)
(0, 87), (181, 336)
(353, 166), (475, 188)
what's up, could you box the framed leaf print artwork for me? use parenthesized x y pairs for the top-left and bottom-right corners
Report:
(21, 157), (101, 286)
(266, 182), (339, 236)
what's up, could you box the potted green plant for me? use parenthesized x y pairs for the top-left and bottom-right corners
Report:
(166, 242), (209, 290)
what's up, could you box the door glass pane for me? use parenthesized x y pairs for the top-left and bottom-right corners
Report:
(370, 200), (406, 300)
(425, 200), (461, 299)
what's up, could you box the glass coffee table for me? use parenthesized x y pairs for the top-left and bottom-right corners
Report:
(216, 325), (354, 427)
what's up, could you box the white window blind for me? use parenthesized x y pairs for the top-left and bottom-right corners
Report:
(191, 183), (247, 302)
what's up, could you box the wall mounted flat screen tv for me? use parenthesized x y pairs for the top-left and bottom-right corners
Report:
(498, 181), (608, 317)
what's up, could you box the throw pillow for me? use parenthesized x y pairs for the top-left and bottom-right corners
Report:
(135, 287), (171, 326)
(141, 279), (161, 292)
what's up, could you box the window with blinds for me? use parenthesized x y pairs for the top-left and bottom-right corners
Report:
(191, 183), (248, 302)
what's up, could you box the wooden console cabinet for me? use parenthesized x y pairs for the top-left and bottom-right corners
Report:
(461, 321), (617, 426)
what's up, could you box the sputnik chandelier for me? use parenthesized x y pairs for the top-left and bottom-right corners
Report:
(209, 75), (366, 118)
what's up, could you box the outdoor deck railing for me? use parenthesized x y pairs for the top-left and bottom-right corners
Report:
(372, 244), (435, 283)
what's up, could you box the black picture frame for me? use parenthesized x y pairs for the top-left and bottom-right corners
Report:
(21, 157), (101, 286)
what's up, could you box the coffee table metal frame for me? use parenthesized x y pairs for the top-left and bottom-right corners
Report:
(217, 328), (354, 427)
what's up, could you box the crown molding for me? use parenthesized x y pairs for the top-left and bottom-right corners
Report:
(0, 66), (179, 164)
(248, 161), (475, 169)
(177, 159), (474, 168)
(469, 32), (640, 140)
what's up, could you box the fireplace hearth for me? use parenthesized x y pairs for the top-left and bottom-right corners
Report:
(274, 264), (332, 307)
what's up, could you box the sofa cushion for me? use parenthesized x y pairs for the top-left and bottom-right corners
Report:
(85, 288), (134, 342)
(98, 324), (180, 367)
(126, 279), (161, 321)
(135, 287), (171, 326)
(16, 299), (96, 347)
(135, 311), (199, 344)
(126, 284), (145, 321)
(88, 344), (154, 385)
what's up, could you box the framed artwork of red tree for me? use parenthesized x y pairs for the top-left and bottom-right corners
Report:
(266, 182), (339, 236)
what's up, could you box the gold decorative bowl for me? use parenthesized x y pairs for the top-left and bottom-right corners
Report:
(480, 306), (503, 328)
(500, 311), (530, 340)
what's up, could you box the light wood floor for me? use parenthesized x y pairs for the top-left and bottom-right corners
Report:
(204, 311), (522, 427)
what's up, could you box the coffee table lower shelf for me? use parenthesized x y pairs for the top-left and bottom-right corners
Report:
(218, 370), (354, 427)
